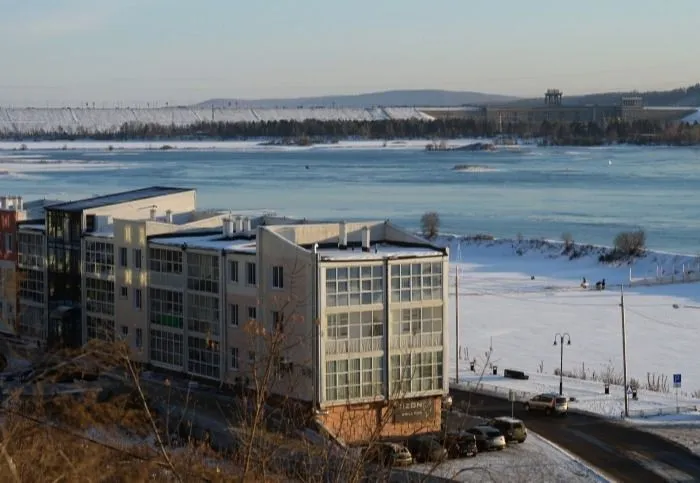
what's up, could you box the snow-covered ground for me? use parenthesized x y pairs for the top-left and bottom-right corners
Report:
(682, 108), (700, 123)
(443, 236), (700, 392)
(0, 107), (435, 135)
(410, 432), (609, 482)
(443, 235), (700, 455)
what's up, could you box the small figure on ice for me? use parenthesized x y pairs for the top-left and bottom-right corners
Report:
(580, 277), (589, 289)
(595, 278), (606, 290)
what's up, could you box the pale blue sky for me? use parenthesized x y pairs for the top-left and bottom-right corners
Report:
(0, 0), (698, 106)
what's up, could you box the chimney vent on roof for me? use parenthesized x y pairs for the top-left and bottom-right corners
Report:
(165, 210), (173, 223)
(16, 196), (23, 211)
(0, 197), (7, 210)
(149, 208), (157, 220)
(243, 217), (252, 232)
(362, 226), (371, 252)
(235, 216), (243, 233)
(339, 221), (348, 250)
(223, 218), (235, 238)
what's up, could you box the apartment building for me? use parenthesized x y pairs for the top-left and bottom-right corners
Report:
(146, 218), (449, 442)
(82, 206), (235, 361)
(14, 186), (212, 346)
(0, 196), (61, 335)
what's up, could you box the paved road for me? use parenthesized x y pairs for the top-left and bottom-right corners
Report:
(451, 389), (700, 483)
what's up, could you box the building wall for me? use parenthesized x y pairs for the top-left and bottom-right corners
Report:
(86, 190), (197, 222)
(269, 221), (384, 246)
(318, 396), (442, 443)
(0, 209), (18, 330)
(16, 228), (47, 339)
(223, 251), (258, 386)
(255, 227), (315, 401)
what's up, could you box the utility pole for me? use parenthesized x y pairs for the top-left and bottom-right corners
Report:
(620, 285), (629, 418)
(455, 267), (459, 384)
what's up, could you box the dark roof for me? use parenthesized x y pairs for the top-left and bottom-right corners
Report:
(47, 187), (193, 213)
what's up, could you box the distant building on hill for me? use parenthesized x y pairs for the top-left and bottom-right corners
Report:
(421, 89), (695, 124)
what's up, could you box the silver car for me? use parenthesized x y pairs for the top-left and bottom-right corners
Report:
(465, 426), (506, 451)
(524, 393), (568, 416)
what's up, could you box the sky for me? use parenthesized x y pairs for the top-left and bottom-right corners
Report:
(0, 0), (698, 106)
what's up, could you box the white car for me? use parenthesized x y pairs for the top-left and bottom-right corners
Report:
(524, 393), (568, 416)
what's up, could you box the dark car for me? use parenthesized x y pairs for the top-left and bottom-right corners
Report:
(488, 417), (527, 444)
(405, 435), (448, 463)
(363, 442), (413, 467)
(438, 431), (478, 458)
(465, 426), (506, 451)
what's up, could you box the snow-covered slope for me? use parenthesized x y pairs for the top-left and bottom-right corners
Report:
(682, 108), (700, 123)
(0, 107), (435, 135)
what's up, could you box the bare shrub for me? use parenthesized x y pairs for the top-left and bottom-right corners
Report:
(614, 229), (646, 256)
(420, 211), (440, 240)
(644, 373), (669, 393)
(466, 233), (494, 241)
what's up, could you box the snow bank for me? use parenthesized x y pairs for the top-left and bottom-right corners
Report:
(0, 106), (434, 135)
(682, 108), (700, 123)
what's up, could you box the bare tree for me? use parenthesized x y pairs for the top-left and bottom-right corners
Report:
(614, 229), (646, 256)
(421, 212), (440, 240)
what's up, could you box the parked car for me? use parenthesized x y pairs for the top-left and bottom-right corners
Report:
(524, 393), (568, 416)
(438, 430), (478, 458)
(465, 426), (507, 451)
(363, 442), (413, 467)
(405, 435), (448, 463)
(488, 417), (527, 444)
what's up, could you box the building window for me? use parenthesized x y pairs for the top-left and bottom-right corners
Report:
(149, 247), (183, 274)
(187, 253), (219, 293)
(85, 278), (114, 315)
(18, 269), (44, 304)
(247, 306), (256, 322)
(136, 328), (143, 349)
(248, 351), (256, 364)
(84, 240), (114, 276)
(390, 262), (443, 303)
(187, 293), (220, 336)
(121, 326), (129, 338)
(4, 233), (13, 252)
(272, 266), (284, 289)
(326, 265), (384, 307)
(133, 248), (142, 269)
(149, 288), (183, 329)
(18, 232), (44, 269)
(188, 336), (220, 379)
(119, 247), (128, 268)
(86, 315), (114, 341)
(229, 260), (238, 282)
(390, 351), (443, 394)
(325, 356), (384, 401)
(134, 288), (142, 310)
(325, 310), (384, 354)
(391, 306), (443, 336)
(150, 329), (183, 367)
(120, 286), (128, 298)
(246, 262), (256, 286)
(230, 348), (239, 370)
(230, 303), (239, 326)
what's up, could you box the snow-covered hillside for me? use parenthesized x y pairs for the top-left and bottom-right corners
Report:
(0, 106), (435, 135)
(683, 108), (700, 123)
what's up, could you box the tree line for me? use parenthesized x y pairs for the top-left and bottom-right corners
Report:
(2, 118), (700, 145)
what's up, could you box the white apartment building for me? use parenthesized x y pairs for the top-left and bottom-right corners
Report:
(14, 186), (227, 346)
(145, 218), (449, 442)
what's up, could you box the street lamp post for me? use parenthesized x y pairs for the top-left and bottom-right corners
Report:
(553, 333), (571, 396)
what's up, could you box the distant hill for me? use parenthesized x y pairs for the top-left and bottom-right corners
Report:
(195, 89), (521, 109)
(505, 84), (700, 108)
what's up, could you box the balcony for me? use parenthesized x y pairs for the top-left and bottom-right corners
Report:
(324, 336), (383, 355)
(389, 333), (443, 350)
